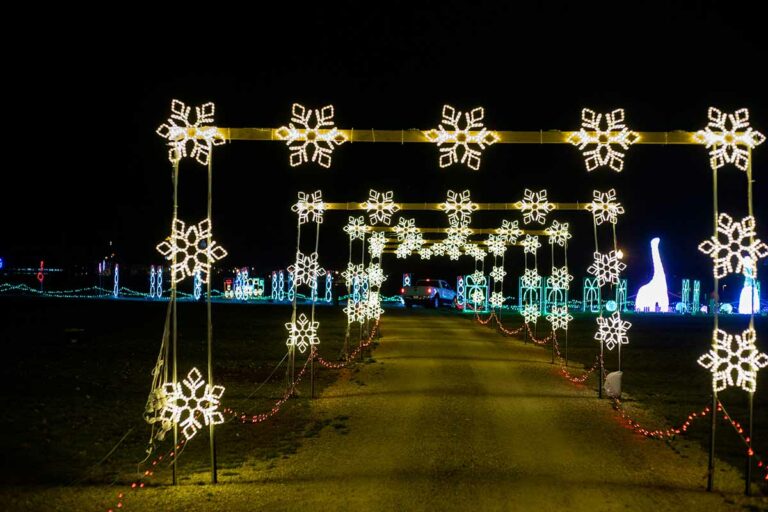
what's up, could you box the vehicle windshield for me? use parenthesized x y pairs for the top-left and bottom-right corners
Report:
(415, 280), (438, 287)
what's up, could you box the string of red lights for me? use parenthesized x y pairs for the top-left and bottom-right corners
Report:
(315, 321), (380, 369)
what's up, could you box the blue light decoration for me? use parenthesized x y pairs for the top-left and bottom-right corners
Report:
(193, 270), (202, 300)
(456, 275), (466, 309)
(149, 265), (157, 298)
(223, 278), (234, 298)
(738, 257), (761, 314)
(465, 274), (489, 314)
(234, 268), (245, 300)
(352, 274), (362, 304)
(325, 273), (333, 302)
(582, 277), (601, 313)
(519, 272), (541, 310)
(360, 274), (369, 301)
(0, 257), (4, 269)
(310, 276), (318, 302)
(616, 278), (628, 311)
(403, 273), (412, 287)
(113, 264), (119, 298)
(634, 237), (670, 312)
(681, 278), (691, 313)
(287, 272), (295, 302)
(692, 279), (700, 314)
(270, 271), (277, 300)
(719, 303), (734, 314)
(155, 266), (163, 298)
(605, 300), (618, 312)
(278, 271), (285, 301)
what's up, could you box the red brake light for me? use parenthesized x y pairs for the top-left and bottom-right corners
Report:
(427, 288), (433, 294)
(400, 288), (405, 294)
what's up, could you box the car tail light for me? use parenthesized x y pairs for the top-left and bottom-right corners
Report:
(400, 288), (405, 294)
(427, 288), (433, 294)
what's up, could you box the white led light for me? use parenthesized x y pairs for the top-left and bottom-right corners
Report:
(343, 216), (369, 240)
(486, 234), (506, 257)
(156, 100), (225, 165)
(568, 108), (639, 172)
(521, 268), (541, 289)
(517, 189), (554, 225)
(698, 327), (767, 392)
(362, 190), (400, 225)
(366, 263), (387, 287)
(292, 190), (325, 224)
(285, 313), (320, 353)
(547, 305), (573, 331)
(522, 235), (541, 255)
(275, 104), (347, 168)
(490, 265), (507, 282)
(288, 251), (326, 287)
(521, 304), (540, 324)
(394, 218), (417, 241)
(496, 219), (522, 244)
(368, 232), (388, 258)
(419, 247), (433, 260)
(440, 189), (478, 227)
(489, 291), (505, 308)
(446, 245), (462, 261)
(698, 214), (768, 278)
(424, 105), (500, 170)
(365, 291), (384, 320)
(157, 368), (225, 441)
(587, 250), (626, 287)
(695, 108), (765, 171)
(546, 220), (571, 246)
(547, 266), (573, 291)
(587, 189), (625, 225)
(156, 218), (228, 284)
(344, 299), (367, 323)
(594, 312), (632, 350)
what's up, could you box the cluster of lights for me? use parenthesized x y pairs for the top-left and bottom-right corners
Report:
(275, 104), (347, 168)
(292, 190), (325, 224)
(546, 305), (573, 330)
(368, 232), (388, 258)
(156, 218), (228, 284)
(366, 262), (387, 287)
(548, 266), (573, 290)
(288, 251), (326, 287)
(496, 219), (522, 244)
(546, 220), (571, 246)
(113, 264), (119, 298)
(521, 303), (540, 324)
(193, 270), (202, 300)
(343, 216), (369, 240)
(344, 299), (367, 324)
(486, 234), (506, 257)
(154, 368), (225, 441)
(419, 247), (433, 260)
(362, 190), (400, 225)
(698, 214), (767, 278)
(156, 100), (225, 165)
(517, 189), (554, 225)
(521, 268), (541, 289)
(365, 291), (384, 320)
(489, 291), (504, 308)
(522, 235), (541, 254)
(149, 265), (163, 298)
(695, 108), (765, 171)
(567, 108), (639, 172)
(490, 265), (506, 282)
(424, 105), (499, 170)
(440, 189), (477, 227)
(587, 189), (625, 225)
(587, 250), (626, 287)
(594, 312), (632, 350)
(698, 327), (767, 392)
(285, 313), (320, 353)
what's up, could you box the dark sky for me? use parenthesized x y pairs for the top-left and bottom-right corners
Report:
(3, 2), (766, 298)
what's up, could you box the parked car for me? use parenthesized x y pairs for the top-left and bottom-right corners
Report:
(401, 279), (456, 308)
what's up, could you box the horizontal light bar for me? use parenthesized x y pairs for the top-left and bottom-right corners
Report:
(325, 203), (589, 211)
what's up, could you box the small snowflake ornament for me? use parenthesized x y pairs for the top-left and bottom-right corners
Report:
(362, 190), (400, 225)
(587, 251), (626, 286)
(285, 313), (320, 353)
(156, 218), (228, 284)
(522, 235), (541, 255)
(547, 221), (571, 246)
(517, 189), (554, 225)
(594, 312), (632, 350)
(156, 367), (225, 441)
(587, 189), (625, 225)
(489, 291), (505, 308)
(548, 266), (573, 290)
(440, 190), (478, 227)
(547, 306), (573, 331)
(288, 251), (326, 287)
(521, 304), (540, 324)
(490, 265), (507, 282)
(343, 216), (368, 240)
(292, 190), (325, 224)
(496, 219), (522, 244)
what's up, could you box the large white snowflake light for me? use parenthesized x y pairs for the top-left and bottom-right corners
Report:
(547, 306), (573, 331)
(156, 100), (225, 165)
(288, 251), (326, 287)
(440, 189), (478, 227)
(285, 313), (320, 353)
(698, 214), (768, 278)
(490, 265), (507, 282)
(394, 218), (418, 241)
(365, 291), (384, 320)
(698, 327), (767, 392)
(344, 300), (367, 323)
(548, 266), (573, 290)
(587, 189), (625, 225)
(342, 262), (364, 284)
(587, 250), (626, 286)
(521, 304), (540, 324)
(497, 219), (522, 244)
(486, 234), (506, 257)
(489, 291), (505, 308)
(521, 268), (541, 289)
(276, 103), (348, 168)
(517, 189), (554, 225)
(522, 235), (541, 255)
(292, 190), (325, 224)
(694, 108), (765, 171)
(424, 105), (500, 170)
(547, 221), (571, 246)
(343, 216), (368, 240)
(366, 263), (387, 287)
(594, 312), (632, 350)
(368, 232), (388, 258)
(362, 190), (400, 225)
(158, 367), (225, 441)
(156, 218), (228, 284)
(568, 108), (639, 172)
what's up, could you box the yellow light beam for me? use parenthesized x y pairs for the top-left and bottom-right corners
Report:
(372, 227), (547, 235)
(325, 202), (590, 211)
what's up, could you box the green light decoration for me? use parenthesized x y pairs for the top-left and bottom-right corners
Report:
(582, 277), (601, 313)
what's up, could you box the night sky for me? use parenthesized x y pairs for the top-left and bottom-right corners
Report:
(3, 2), (766, 299)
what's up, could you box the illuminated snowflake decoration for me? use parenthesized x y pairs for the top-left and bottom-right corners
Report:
(470, 288), (486, 305)
(471, 271), (486, 285)
(440, 189), (478, 227)
(490, 265), (507, 282)
(365, 291), (384, 320)
(548, 266), (573, 290)
(521, 268), (541, 289)
(694, 108), (765, 171)
(344, 300), (367, 323)
(288, 251), (326, 287)
(587, 251), (626, 286)
(393, 217), (417, 241)
(587, 189), (625, 225)
(522, 235), (541, 255)
(469, 245), (487, 261)
(424, 105), (500, 170)
(447, 245), (462, 261)
(368, 232), (388, 258)
(489, 291), (505, 308)
(156, 100), (225, 165)
(366, 263), (387, 287)
(291, 190), (325, 224)
(567, 108), (639, 172)
(486, 234), (506, 257)
(285, 313), (320, 353)
(497, 219), (522, 244)
(342, 262), (364, 284)
(158, 368), (225, 441)
(698, 214), (768, 278)
(446, 226), (472, 247)
(362, 190), (400, 225)
(404, 232), (424, 252)
(521, 304), (540, 324)
(275, 103), (347, 168)
(546, 221), (571, 246)
(156, 218), (228, 284)
(594, 312), (632, 350)
(517, 189), (554, 225)
(431, 243), (446, 257)
(343, 216), (368, 240)
(419, 247), (433, 260)
(395, 245), (409, 259)
(547, 306), (573, 331)
(698, 327), (767, 392)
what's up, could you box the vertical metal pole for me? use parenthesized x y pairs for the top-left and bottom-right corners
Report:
(311, 347), (316, 399)
(708, 167), (720, 492)
(744, 148), (754, 496)
(171, 161), (179, 486)
(598, 342), (604, 399)
(745, 392), (753, 495)
(207, 155), (217, 484)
